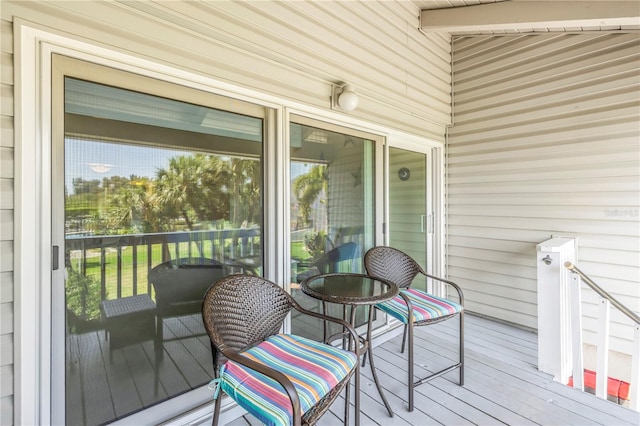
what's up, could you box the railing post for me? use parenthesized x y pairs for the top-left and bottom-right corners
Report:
(570, 273), (584, 391)
(536, 237), (576, 383)
(595, 297), (611, 400)
(631, 325), (640, 410)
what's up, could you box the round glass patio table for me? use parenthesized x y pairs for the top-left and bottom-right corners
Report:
(300, 272), (399, 418)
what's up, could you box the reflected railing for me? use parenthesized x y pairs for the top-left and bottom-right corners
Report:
(66, 228), (261, 303)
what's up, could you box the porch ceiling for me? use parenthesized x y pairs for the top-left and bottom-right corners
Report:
(415, 0), (640, 34)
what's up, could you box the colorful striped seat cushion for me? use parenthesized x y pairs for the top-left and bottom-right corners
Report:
(219, 333), (357, 426)
(376, 288), (463, 324)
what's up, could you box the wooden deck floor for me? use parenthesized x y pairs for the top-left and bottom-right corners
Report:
(68, 313), (639, 425)
(232, 314), (638, 426)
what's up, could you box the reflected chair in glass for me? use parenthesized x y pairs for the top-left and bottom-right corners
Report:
(364, 246), (464, 412)
(149, 258), (227, 359)
(202, 275), (361, 426)
(294, 241), (360, 338)
(295, 241), (359, 283)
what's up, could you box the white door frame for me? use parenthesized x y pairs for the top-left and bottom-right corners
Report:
(385, 135), (446, 280)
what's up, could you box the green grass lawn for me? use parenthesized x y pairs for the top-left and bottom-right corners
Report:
(72, 239), (310, 311)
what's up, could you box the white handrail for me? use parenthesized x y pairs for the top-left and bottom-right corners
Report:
(565, 262), (640, 411)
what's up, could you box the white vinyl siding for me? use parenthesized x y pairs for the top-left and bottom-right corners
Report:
(0, 16), (13, 426)
(447, 33), (640, 357)
(1, 0), (452, 139)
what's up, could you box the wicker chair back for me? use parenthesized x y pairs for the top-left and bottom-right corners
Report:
(202, 274), (292, 369)
(364, 246), (423, 289)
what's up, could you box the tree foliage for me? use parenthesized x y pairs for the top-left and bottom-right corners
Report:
(292, 165), (327, 226)
(65, 154), (260, 235)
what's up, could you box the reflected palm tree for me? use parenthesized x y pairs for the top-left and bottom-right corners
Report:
(293, 164), (327, 226)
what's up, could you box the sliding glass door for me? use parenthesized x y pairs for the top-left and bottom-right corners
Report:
(52, 55), (270, 425)
(388, 146), (431, 291)
(288, 115), (383, 339)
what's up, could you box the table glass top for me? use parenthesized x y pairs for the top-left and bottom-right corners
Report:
(301, 273), (399, 305)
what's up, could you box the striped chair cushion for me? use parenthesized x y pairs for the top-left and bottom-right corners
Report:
(377, 288), (463, 324)
(219, 334), (357, 426)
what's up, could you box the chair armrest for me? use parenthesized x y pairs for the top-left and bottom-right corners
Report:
(421, 273), (465, 305)
(220, 347), (303, 425)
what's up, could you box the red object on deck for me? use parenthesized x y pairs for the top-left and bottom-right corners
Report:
(568, 369), (630, 400)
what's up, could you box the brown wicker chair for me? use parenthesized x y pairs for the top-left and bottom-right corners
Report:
(364, 246), (464, 412)
(202, 275), (361, 426)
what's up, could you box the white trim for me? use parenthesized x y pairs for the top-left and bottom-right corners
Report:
(13, 19), (444, 425)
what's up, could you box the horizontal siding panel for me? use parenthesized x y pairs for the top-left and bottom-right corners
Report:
(0, 334), (11, 365)
(448, 192), (639, 207)
(0, 302), (11, 335)
(0, 210), (12, 240)
(447, 176), (640, 194)
(0, 364), (11, 398)
(448, 205), (640, 222)
(0, 116), (12, 148)
(447, 138), (640, 170)
(455, 69), (639, 120)
(447, 121), (638, 152)
(448, 33), (640, 351)
(0, 84), (12, 117)
(453, 82), (639, 132)
(449, 226), (640, 253)
(448, 265), (537, 294)
(0, 271), (12, 304)
(0, 20), (12, 54)
(447, 108), (639, 145)
(0, 52), (11, 85)
(448, 215), (636, 235)
(448, 245), (535, 268)
(448, 257), (537, 286)
(454, 34), (640, 93)
(448, 161), (640, 184)
(0, 147), (13, 179)
(0, 395), (11, 425)
(0, 179), (11, 209)
(579, 248), (640, 269)
(0, 242), (11, 272)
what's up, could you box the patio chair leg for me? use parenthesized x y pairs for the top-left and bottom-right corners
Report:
(408, 320), (414, 412)
(459, 311), (465, 386)
(211, 391), (223, 426)
(401, 324), (407, 354)
(345, 368), (351, 426)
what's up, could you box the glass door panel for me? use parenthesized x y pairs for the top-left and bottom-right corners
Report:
(55, 62), (266, 424)
(289, 118), (380, 340)
(388, 147), (429, 291)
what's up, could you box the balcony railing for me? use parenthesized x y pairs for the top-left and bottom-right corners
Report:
(565, 262), (640, 411)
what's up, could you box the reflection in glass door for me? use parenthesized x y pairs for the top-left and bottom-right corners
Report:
(53, 57), (267, 425)
(388, 147), (429, 291)
(288, 118), (380, 340)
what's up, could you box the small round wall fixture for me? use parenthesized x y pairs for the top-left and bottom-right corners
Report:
(337, 85), (359, 111)
(398, 167), (410, 181)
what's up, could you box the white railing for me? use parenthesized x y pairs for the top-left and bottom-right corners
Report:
(565, 262), (640, 411)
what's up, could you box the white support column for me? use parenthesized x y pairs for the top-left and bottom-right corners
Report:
(536, 237), (576, 383)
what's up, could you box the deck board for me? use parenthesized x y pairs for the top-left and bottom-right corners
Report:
(68, 313), (639, 425)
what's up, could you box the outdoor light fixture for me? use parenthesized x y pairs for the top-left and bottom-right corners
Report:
(332, 84), (359, 112)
